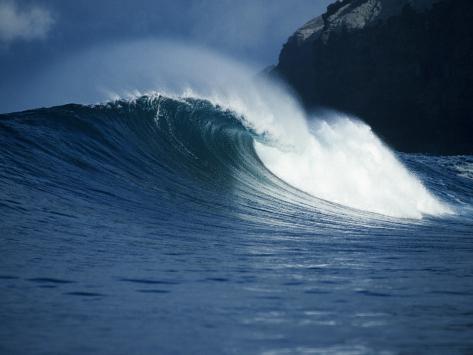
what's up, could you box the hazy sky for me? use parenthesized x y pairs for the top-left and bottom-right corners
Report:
(0, 0), (332, 112)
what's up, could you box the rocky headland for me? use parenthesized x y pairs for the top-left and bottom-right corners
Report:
(273, 0), (473, 154)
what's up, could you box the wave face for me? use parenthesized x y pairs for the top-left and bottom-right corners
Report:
(1, 95), (473, 354)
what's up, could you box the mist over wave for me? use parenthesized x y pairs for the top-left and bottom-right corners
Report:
(10, 39), (453, 219)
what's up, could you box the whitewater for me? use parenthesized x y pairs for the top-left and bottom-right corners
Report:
(1, 40), (473, 354)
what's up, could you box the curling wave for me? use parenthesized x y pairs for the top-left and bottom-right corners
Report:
(0, 93), (456, 221)
(3, 38), (454, 219)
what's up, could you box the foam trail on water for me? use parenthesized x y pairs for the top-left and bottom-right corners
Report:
(19, 39), (451, 219)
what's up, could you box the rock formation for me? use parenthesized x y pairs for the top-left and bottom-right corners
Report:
(273, 0), (473, 154)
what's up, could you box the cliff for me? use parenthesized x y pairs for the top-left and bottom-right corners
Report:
(273, 0), (473, 154)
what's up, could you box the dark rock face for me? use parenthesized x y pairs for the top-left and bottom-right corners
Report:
(274, 0), (473, 154)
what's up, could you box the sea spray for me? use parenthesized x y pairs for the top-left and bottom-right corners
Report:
(17, 39), (450, 218)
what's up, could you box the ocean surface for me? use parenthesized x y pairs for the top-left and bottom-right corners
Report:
(1, 94), (473, 354)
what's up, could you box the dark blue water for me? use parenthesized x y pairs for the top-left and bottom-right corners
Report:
(1, 96), (473, 354)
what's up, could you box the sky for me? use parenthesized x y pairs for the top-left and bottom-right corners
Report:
(0, 0), (332, 112)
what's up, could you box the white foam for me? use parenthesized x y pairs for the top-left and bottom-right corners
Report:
(255, 114), (452, 218)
